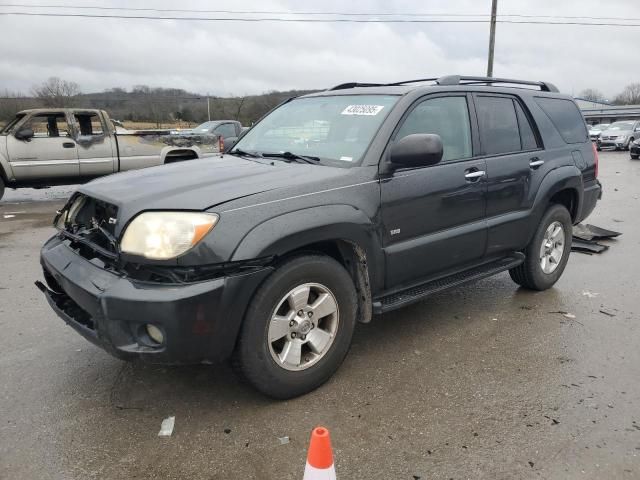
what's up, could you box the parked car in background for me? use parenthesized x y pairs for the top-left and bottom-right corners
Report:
(0, 108), (221, 200)
(38, 75), (600, 399)
(176, 120), (244, 150)
(588, 123), (609, 141)
(630, 139), (640, 159)
(597, 120), (640, 151)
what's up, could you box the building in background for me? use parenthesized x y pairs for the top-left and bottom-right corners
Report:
(575, 97), (640, 125)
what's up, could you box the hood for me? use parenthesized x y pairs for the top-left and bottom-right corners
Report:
(79, 155), (349, 224)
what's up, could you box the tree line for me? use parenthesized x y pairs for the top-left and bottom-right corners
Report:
(0, 77), (318, 127)
(2, 77), (640, 128)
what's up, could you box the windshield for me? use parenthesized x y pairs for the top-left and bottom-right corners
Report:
(192, 121), (218, 133)
(232, 95), (399, 166)
(591, 124), (608, 130)
(0, 114), (25, 135)
(608, 121), (634, 130)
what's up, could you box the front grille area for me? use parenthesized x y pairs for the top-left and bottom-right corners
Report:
(63, 194), (119, 258)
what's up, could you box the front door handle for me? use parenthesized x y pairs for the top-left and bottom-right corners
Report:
(62, 142), (76, 148)
(464, 170), (486, 181)
(529, 157), (544, 168)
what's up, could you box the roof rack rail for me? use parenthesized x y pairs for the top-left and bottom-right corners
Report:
(437, 75), (559, 92)
(329, 82), (386, 91)
(328, 76), (559, 92)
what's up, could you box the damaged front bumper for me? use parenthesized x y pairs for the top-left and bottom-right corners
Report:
(38, 235), (272, 364)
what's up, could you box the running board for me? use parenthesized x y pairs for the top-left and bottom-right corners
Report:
(373, 253), (525, 314)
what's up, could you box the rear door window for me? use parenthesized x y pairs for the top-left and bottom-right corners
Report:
(475, 96), (521, 155)
(396, 96), (472, 162)
(514, 102), (539, 150)
(74, 113), (104, 136)
(534, 97), (588, 144)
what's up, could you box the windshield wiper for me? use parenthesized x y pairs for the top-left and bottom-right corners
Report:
(229, 148), (263, 158)
(262, 151), (320, 164)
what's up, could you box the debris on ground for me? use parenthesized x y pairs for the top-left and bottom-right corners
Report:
(158, 416), (175, 437)
(278, 436), (290, 445)
(571, 224), (621, 255)
(3, 214), (15, 219)
(599, 309), (616, 317)
(582, 291), (599, 298)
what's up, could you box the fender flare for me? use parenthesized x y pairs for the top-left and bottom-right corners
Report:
(528, 165), (582, 239)
(231, 204), (384, 292)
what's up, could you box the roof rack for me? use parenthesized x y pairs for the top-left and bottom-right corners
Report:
(328, 75), (559, 93)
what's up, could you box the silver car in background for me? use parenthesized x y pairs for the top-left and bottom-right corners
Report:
(588, 123), (609, 141)
(597, 120), (640, 151)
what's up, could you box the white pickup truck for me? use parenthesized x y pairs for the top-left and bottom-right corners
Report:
(0, 108), (222, 200)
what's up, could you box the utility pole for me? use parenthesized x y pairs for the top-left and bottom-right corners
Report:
(486, 0), (498, 77)
(207, 94), (211, 121)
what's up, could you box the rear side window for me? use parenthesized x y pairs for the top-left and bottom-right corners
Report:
(396, 96), (472, 162)
(534, 97), (588, 144)
(475, 96), (520, 155)
(514, 102), (539, 150)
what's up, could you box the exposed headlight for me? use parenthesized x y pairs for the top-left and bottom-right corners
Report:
(120, 211), (219, 260)
(618, 135), (627, 141)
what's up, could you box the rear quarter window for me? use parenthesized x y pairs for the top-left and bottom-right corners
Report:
(534, 97), (588, 144)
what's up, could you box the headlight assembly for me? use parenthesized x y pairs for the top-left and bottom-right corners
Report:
(120, 211), (219, 260)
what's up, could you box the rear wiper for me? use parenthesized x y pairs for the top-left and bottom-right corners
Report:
(261, 151), (320, 164)
(229, 148), (263, 158)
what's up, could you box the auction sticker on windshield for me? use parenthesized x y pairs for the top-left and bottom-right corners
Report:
(341, 105), (385, 116)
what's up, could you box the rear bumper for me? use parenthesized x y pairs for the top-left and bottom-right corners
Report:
(577, 180), (602, 223)
(39, 235), (271, 364)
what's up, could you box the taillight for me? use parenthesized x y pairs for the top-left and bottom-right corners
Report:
(218, 136), (224, 153)
(592, 142), (599, 178)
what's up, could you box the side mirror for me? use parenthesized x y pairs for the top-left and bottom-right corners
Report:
(15, 127), (34, 141)
(390, 134), (443, 168)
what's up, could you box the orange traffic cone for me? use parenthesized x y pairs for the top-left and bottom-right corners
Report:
(303, 426), (336, 480)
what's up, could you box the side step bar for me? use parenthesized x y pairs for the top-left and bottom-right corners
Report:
(373, 253), (525, 314)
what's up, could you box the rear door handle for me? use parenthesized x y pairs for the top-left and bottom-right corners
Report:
(529, 157), (544, 168)
(464, 170), (486, 181)
(63, 142), (76, 148)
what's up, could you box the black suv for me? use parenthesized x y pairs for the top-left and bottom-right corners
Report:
(38, 76), (602, 399)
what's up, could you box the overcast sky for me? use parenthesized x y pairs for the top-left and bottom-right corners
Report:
(0, 0), (638, 99)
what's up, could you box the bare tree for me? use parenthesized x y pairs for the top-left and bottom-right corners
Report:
(579, 88), (606, 103)
(32, 77), (81, 107)
(234, 96), (246, 121)
(613, 83), (640, 105)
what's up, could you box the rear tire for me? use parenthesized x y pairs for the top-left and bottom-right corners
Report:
(234, 255), (357, 399)
(509, 204), (572, 291)
(0, 177), (5, 201)
(631, 154), (639, 160)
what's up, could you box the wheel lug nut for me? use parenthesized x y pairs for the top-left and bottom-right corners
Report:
(291, 332), (296, 338)
(307, 311), (313, 318)
(289, 320), (295, 327)
(301, 334), (306, 340)
(297, 310), (304, 316)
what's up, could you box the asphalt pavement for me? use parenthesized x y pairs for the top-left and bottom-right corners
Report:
(1, 151), (639, 479)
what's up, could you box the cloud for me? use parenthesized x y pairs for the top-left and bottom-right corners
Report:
(0, 0), (638, 98)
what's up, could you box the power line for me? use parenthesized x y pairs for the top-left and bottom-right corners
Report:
(1, 3), (639, 22)
(1, 11), (640, 26)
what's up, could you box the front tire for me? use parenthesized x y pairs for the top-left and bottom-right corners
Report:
(0, 177), (4, 201)
(509, 204), (572, 291)
(234, 255), (357, 399)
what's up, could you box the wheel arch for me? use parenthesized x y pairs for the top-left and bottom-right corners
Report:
(230, 205), (383, 322)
